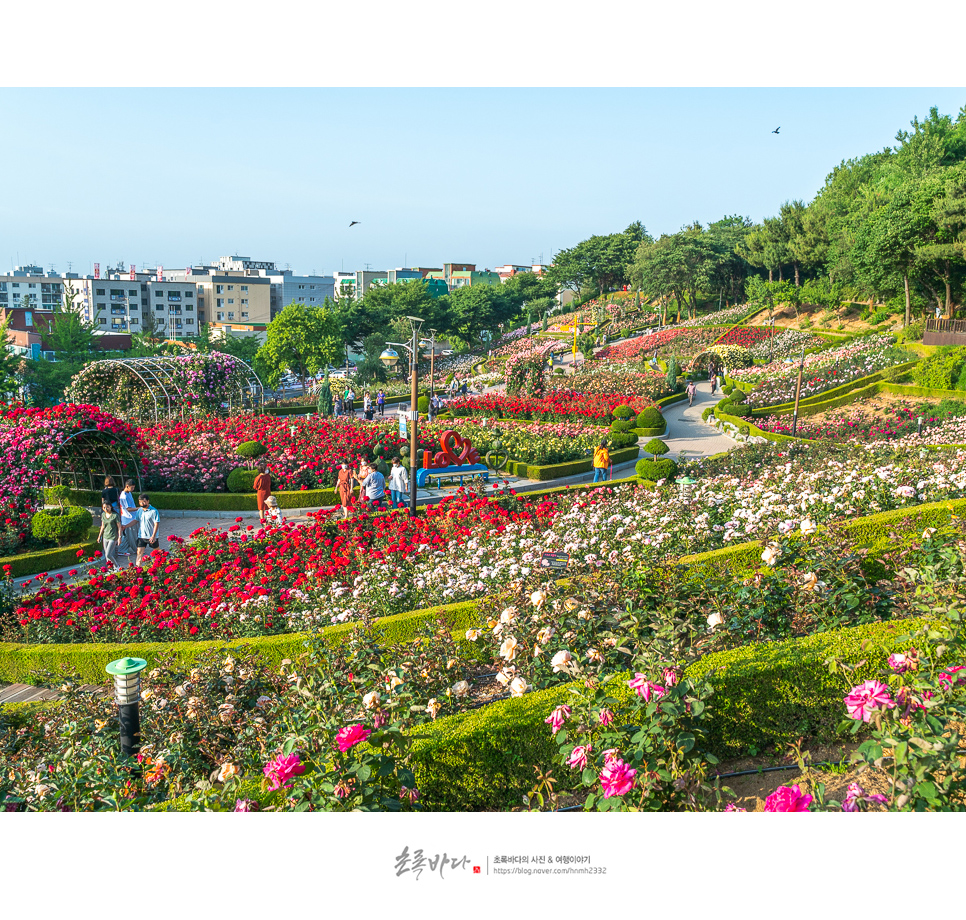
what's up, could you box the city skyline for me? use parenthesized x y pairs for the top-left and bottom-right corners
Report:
(2, 88), (965, 278)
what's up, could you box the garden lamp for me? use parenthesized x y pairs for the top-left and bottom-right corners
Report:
(105, 656), (147, 758)
(677, 475), (696, 500)
(379, 347), (400, 368)
(917, 416), (923, 437)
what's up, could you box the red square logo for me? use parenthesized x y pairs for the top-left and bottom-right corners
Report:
(473, 866), (481, 874)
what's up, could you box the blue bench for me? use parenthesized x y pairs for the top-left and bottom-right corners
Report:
(416, 463), (490, 488)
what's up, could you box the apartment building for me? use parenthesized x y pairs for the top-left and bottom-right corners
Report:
(194, 273), (272, 340)
(0, 265), (69, 312)
(425, 263), (501, 291)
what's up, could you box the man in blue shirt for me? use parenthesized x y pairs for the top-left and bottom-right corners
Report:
(124, 494), (161, 566)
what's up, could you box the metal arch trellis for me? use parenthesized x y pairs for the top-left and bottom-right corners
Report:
(71, 355), (265, 422)
(48, 428), (143, 494)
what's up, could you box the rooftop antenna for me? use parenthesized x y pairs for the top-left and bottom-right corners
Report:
(67, 261), (73, 272)
(364, 262), (372, 271)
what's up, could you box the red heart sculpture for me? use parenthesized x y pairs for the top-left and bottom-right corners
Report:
(436, 430), (480, 467)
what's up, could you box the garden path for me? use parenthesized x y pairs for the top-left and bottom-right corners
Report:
(659, 380), (737, 459)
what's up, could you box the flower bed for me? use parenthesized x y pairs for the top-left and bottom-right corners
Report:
(712, 326), (776, 348)
(748, 328), (823, 361)
(565, 365), (672, 402)
(732, 335), (909, 407)
(448, 389), (656, 425)
(595, 327), (721, 362)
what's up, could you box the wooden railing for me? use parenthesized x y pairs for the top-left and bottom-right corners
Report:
(925, 318), (966, 335)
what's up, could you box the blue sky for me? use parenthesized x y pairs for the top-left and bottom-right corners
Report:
(1, 87), (964, 277)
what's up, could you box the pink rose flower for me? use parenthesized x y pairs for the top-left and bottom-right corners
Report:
(888, 653), (910, 674)
(599, 756), (636, 798)
(842, 782), (888, 812)
(335, 723), (372, 753)
(544, 704), (572, 734)
(724, 803), (747, 812)
(597, 709), (615, 726)
(233, 798), (255, 812)
(938, 665), (966, 689)
(262, 752), (306, 791)
(627, 673), (667, 702)
(763, 785), (812, 812)
(662, 667), (679, 687)
(844, 680), (896, 722)
(567, 745), (591, 771)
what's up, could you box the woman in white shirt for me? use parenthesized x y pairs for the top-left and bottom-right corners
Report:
(387, 456), (409, 508)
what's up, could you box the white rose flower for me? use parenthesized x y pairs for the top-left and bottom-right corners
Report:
(707, 612), (724, 629)
(799, 518), (817, 535)
(530, 590), (547, 609)
(509, 677), (528, 698)
(499, 636), (520, 661)
(451, 680), (470, 698)
(761, 544), (780, 566)
(362, 691), (380, 710)
(551, 650), (574, 673)
(427, 698), (441, 719)
(465, 629), (481, 641)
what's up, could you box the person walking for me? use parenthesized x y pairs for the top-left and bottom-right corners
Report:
(254, 463), (272, 524)
(376, 389), (386, 416)
(126, 494), (160, 567)
(346, 386), (356, 414)
(334, 393), (343, 417)
(336, 463), (354, 519)
(355, 463), (386, 511)
(363, 392), (373, 420)
(96, 500), (120, 568)
(592, 440), (610, 483)
(460, 379), (468, 397)
(118, 479), (137, 556)
(101, 476), (120, 514)
(686, 379), (697, 407)
(387, 456), (409, 508)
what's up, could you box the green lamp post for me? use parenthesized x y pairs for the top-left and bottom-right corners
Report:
(677, 475), (696, 501)
(106, 656), (148, 758)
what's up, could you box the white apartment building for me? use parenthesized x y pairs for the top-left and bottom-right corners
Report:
(0, 265), (69, 311)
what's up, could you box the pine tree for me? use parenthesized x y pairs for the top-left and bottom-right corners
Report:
(317, 370), (334, 417)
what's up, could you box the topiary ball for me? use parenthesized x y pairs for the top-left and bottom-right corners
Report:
(610, 419), (634, 434)
(236, 440), (267, 460)
(31, 506), (94, 547)
(227, 467), (259, 493)
(729, 390), (747, 405)
(373, 444), (384, 457)
(635, 407), (663, 429)
(644, 437), (670, 458)
(635, 457), (678, 482)
(612, 404), (635, 420)
(401, 446), (410, 457)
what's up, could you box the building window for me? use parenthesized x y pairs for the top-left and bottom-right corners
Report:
(298, 284), (305, 290)
(129, 289), (137, 296)
(155, 289), (163, 297)
(227, 312), (234, 319)
(186, 318), (194, 325)
(130, 317), (138, 324)
(11, 283), (19, 288)
(96, 302), (106, 310)
(240, 285), (248, 292)
(185, 304), (193, 311)
(228, 298), (234, 304)
(216, 299), (224, 308)
(99, 318), (106, 325)
(215, 285), (224, 294)
(96, 288), (105, 295)
(227, 285), (234, 291)
(184, 290), (193, 297)
(24, 311), (32, 326)
(156, 305), (164, 311)
(217, 312), (224, 321)
(241, 299), (248, 305)
(241, 311), (249, 318)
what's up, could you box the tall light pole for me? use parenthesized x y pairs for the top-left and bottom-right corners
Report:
(428, 328), (437, 401)
(381, 314), (424, 516)
(791, 345), (806, 437)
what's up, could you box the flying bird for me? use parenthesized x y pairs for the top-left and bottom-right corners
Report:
(349, 221), (360, 227)
(772, 127), (780, 134)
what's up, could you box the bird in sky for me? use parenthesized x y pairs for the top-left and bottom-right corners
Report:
(772, 127), (780, 134)
(349, 221), (360, 227)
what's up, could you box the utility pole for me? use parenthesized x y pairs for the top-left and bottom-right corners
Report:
(791, 346), (805, 437)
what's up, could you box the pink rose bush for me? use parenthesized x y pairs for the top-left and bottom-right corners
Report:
(335, 724), (372, 753)
(763, 785), (812, 812)
(262, 752), (306, 791)
(844, 680), (896, 723)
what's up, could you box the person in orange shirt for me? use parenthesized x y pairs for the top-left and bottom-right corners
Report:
(253, 463), (273, 524)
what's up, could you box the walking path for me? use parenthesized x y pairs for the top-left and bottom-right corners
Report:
(659, 381), (736, 459)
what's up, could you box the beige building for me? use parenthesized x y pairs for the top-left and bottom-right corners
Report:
(169, 271), (272, 342)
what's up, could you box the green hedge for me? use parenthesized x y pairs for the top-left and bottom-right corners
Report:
(687, 618), (931, 756)
(634, 423), (666, 437)
(0, 599), (486, 686)
(0, 528), (99, 579)
(525, 445), (640, 482)
(67, 488), (339, 512)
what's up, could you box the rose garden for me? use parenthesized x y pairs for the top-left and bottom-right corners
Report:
(4, 300), (966, 814)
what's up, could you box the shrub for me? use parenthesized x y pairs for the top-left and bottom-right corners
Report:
(727, 404), (751, 418)
(608, 432), (638, 449)
(609, 419), (634, 434)
(729, 390), (747, 405)
(636, 457), (677, 480)
(701, 407), (714, 421)
(612, 404), (635, 420)
(235, 440), (267, 461)
(31, 507), (93, 546)
(636, 407), (663, 428)
(643, 437), (669, 458)
(738, 424), (750, 435)
(43, 485), (72, 509)
(723, 384), (734, 395)
(911, 348), (966, 391)
(417, 395), (430, 413)
(553, 367), (565, 375)
(226, 467), (259, 494)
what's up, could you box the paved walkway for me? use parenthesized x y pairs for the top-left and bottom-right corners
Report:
(660, 381), (736, 459)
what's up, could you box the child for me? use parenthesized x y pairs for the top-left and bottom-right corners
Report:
(96, 501), (120, 568)
(264, 494), (283, 527)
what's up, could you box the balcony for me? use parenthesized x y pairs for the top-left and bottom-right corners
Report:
(169, 307), (182, 315)
(110, 294), (127, 302)
(110, 308), (126, 317)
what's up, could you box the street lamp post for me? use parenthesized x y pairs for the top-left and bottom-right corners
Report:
(105, 656), (147, 759)
(380, 315), (424, 516)
(791, 345), (806, 437)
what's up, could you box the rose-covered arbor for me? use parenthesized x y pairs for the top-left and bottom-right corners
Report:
(65, 353), (264, 423)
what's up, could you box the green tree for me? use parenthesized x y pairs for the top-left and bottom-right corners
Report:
(317, 370), (334, 417)
(255, 302), (343, 389)
(445, 284), (517, 349)
(549, 223), (649, 297)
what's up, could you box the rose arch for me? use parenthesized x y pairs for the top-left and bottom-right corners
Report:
(65, 354), (265, 423)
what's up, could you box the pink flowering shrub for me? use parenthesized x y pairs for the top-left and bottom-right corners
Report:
(762, 784), (812, 812)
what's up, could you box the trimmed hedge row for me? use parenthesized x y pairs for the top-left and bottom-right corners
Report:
(634, 423), (666, 437)
(713, 405), (801, 443)
(0, 528), (100, 579)
(0, 599), (485, 686)
(525, 445), (641, 482)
